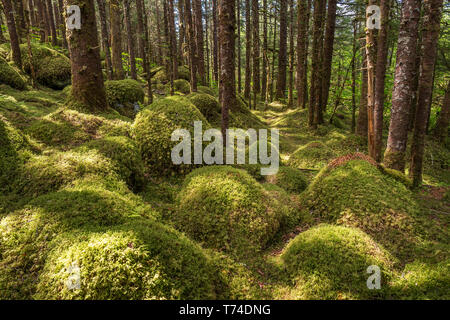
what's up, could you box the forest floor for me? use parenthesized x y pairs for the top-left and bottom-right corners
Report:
(1, 77), (449, 299)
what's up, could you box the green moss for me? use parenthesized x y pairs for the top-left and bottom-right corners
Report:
(105, 79), (145, 118)
(300, 158), (423, 261)
(0, 178), (158, 299)
(175, 166), (292, 255)
(379, 165), (413, 189)
(132, 96), (210, 175)
(0, 56), (26, 89)
(77, 136), (145, 191)
(383, 149), (406, 171)
(173, 79), (191, 94)
(20, 43), (71, 89)
(287, 141), (336, 170)
(197, 86), (216, 96)
(186, 92), (221, 124)
(389, 259), (450, 299)
(281, 224), (394, 299)
(265, 166), (308, 194)
(153, 65), (191, 84)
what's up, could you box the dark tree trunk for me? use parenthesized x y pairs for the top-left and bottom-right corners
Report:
(155, 0), (163, 65)
(66, 0), (107, 112)
(28, 0), (36, 28)
(410, 0), (444, 187)
(142, 0), (153, 103)
(97, 0), (113, 80)
(193, 0), (205, 85)
(244, 0), (251, 99)
(287, 0), (294, 108)
(123, 0), (137, 80)
(35, 0), (46, 42)
(168, 0), (178, 79)
(212, 0), (218, 83)
(270, 9), (276, 102)
(1, 0), (22, 68)
(434, 80), (450, 142)
(275, 0), (287, 99)
(261, 0), (267, 102)
(384, 0), (421, 171)
(46, 0), (57, 45)
(296, 0), (309, 109)
(321, 0), (337, 112)
(41, 0), (51, 42)
(57, 0), (68, 48)
(252, 0), (259, 94)
(237, 0), (241, 91)
(185, 0), (198, 92)
(110, 0), (124, 79)
(218, 0), (236, 138)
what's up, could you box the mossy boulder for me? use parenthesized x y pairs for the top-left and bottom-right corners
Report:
(198, 86), (216, 96)
(175, 166), (291, 255)
(105, 79), (145, 118)
(186, 92), (221, 124)
(153, 65), (191, 84)
(20, 43), (71, 89)
(300, 156), (422, 260)
(265, 166), (308, 194)
(281, 224), (394, 299)
(287, 141), (336, 169)
(77, 136), (145, 191)
(173, 79), (191, 94)
(132, 96), (210, 175)
(0, 56), (26, 89)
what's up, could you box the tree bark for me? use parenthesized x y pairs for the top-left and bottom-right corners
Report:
(296, 0), (309, 109)
(193, 0), (205, 85)
(252, 0), (260, 94)
(46, 0), (57, 45)
(212, 0), (218, 83)
(384, 0), (421, 171)
(1, 0), (22, 68)
(66, 0), (107, 112)
(57, 0), (67, 48)
(35, 0), (47, 42)
(434, 80), (450, 142)
(261, 0), (267, 102)
(410, 0), (443, 187)
(184, 0), (198, 92)
(123, 0), (137, 80)
(287, 0), (294, 108)
(244, 0), (251, 99)
(96, 0), (113, 80)
(321, 0), (337, 113)
(218, 0), (236, 139)
(275, 0), (287, 99)
(110, 0), (124, 79)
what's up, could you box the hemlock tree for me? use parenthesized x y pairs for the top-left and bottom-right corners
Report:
(66, 0), (107, 112)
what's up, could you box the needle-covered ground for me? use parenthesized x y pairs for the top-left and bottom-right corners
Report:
(0, 48), (448, 300)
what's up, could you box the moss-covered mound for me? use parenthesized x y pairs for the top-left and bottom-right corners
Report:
(281, 224), (394, 299)
(132, 96), (210, 175)
(265, 166), (308, 194)
(0, 117), (31, 193)
(105, 79), (145, 118)
(173, 79), (191, 94)
(0, 56), (26, 89)
(300, 157), (422, 260)
(176, 166), (292, 255)
(24, 108), (131, 149)
(34, 218), (220, 299)
(20, 44), (71, 89)
(77, 136), (145, 191)
(198, 86), (216, 96)
(186, 92), (221, 124)
(229, 95), (267, 129)
(287, 141), (336, 169)
(153, 65), (191, 84)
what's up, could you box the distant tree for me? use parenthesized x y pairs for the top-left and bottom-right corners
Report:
(46, 0), (57, 45)
(184, 0), (198, 92)
(110, 0), (124, 79)
(123, 0), (137, 80)
(321, 0), (337, 113)
(434, 80), (450, 142)
(96, 0), (113, 80)
(296, 0), (309, 109)
(276, 0), (287, 99)
(193, 0), (205, 85)
(244, 0), (251, 99)
(1, 0), (22, 68)
(252, 0), (260, 95)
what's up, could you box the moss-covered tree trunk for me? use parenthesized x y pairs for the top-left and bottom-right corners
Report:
(275, 0), (287, 100)
(0, 6), (7, 43)
(110, 0), (124, 80)
(321, 0), (337, 113)
(96, 0), (113, 80)
(1, 0), (22, 68)
(66, 0), (107, 112)
(57, 0), (68, 48)
(296, 0), (309, 109)
(219, 0), (236, 138)
(384, 0), (421, 172)
(434, 80), (450, 142)
(410, 0), (443, 187)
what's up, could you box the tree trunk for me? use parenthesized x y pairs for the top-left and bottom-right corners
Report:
(275, 0), (287, 99)
(178, 0), (185, 65)
(287, 0), (294, 108)
(252, 0), (260, 95)
(66, 0), (107, 112)
(46, 0), (57, 45)
(57, 0), (68, 48)
(123, 0), (137, 80)
(110, 0), (124, 79)
(168, 0), (178, 79)
(212, 0), (218, 83)
(35, 0), (46, 42)
(384, 0), (421, 171)
(244, 0), (251, 99)
(1, 0), (22, 68)
(0, 4), (7, 43)
(142, 0), (153, 103)
(296, 0), (309, 109)
(41, 0), (51, 42)
(434, 80), (450, 142)
(410, 0), (443, 187)
(193, 0), (205, 85)
(28, 0), (36, 28)
(372, 0), (391, 161)
(155, 0), (163, 65)
(97, 0), (113, 80)
(185, 0), (198, 92)
(321, 0), (337, 113)
(261, 0), (267, 102)
(237, 0), (241, 91)
(218, 0), (236, 139)
(351, 19), (357, 133)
